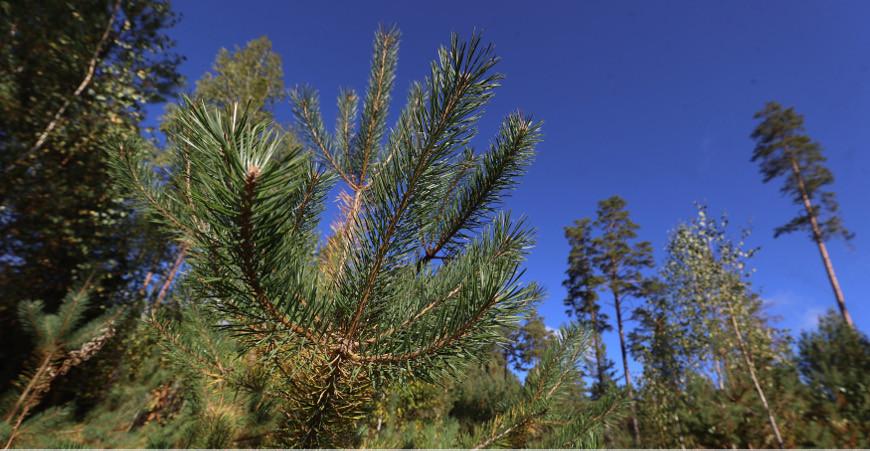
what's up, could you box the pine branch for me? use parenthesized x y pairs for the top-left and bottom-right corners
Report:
(346, 32), (501, 339)
(112, 140), (194, 238)
(352, 26), (399, 181)
(3, 286), (119, 449)
(292, 87), (356, 187)
(469, 325), (598, 449)
(421, 114), (540, 264)
(358, 288), (503, 363)
(236, 166), (323, 346)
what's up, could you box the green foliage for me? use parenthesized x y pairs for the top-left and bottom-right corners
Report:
(194, 37), (286, 119)
(106, 28), (590, 447)
(630, 206), (794, 448)
(751, 101), (852, 242)
(163, 35), (289, 138)
(0, 0), (182, 389)
(505, 311), (554, 372)
(796, 311), (870, 447)
(465, 325), (622, 449)
(629, 279), (692, 447)
(0, 281), (119, 448)
(361, 325), (620, 449)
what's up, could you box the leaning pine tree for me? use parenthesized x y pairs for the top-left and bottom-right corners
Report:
(111, 28), (611, 447)
(751, 102), (855, 329)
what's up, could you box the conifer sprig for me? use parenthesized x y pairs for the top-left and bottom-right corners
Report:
(467, 324), (619, 449)
(112, 28), (545, 447)
(2, 281), (118, 448)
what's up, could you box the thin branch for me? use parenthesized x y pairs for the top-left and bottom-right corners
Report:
(237, 166), (323, 346)
(472, 416), (532, 450)
(297, 99), (357, 188)
(6, 0), (122, 173)
(356, 289), (500, 363)
(151, 245), (188, 311)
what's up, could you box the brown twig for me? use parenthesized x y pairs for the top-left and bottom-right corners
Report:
(152, 245), (188, 311)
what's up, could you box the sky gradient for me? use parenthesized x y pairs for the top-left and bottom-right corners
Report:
(151, 0), (870, 375)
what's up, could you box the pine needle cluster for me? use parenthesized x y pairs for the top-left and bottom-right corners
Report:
(108, 27), (571, 447)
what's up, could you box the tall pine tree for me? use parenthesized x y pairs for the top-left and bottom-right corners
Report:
(563, 218), (615, 398)
(751, 102), (855, 328)
(563, 196), (653, 445)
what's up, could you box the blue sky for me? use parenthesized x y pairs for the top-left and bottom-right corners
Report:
(153, 0), (870, 375)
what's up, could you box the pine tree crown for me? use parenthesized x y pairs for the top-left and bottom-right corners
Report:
(109, 27), (547, 446)
(751, 101), (852, 241)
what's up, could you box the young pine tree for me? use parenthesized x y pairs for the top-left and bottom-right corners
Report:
(563, 196), (652, 445)
(110, 28), (612, 447)
(751, 102), (855, 328)
(0, 279), (118, 448)
(797, 311), (870, 447)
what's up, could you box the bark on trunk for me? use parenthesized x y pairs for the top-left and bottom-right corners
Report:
(589, 307), (606, 392)
(152, 245), (188, 312)
(725, 303), (785, 448)
(613, 288), (641, 446)
(589, 306), (610, 445)
(789, 158), (854, 329)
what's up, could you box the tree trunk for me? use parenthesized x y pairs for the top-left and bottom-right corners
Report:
(588, 306), (610, 445)
(613, 288), (641, 446)
(713, 356), (725, 390)
(151, 245), (188, 312)
(6, 0), (122, 174)
(589, 306), (607, 394)
(789, 159), (854, 329)
(725, 303), (784, 448)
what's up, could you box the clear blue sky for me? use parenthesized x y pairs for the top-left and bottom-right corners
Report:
(154, 0), (870, 376)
